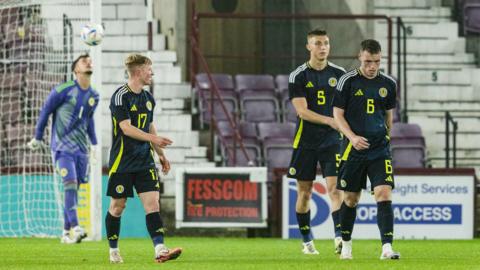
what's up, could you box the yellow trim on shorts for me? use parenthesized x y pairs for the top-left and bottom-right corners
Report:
(109, 137), (124, 177)
(341, 142), (352, 161)
(292, 119), (303, 149)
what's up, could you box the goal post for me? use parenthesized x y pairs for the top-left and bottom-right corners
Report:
(0, 0), (103, 240)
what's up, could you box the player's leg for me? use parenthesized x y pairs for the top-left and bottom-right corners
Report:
(336, 160), (366, 259)
(69, 153), (90, 243)
(368, 158), (400, 260)
(136, 169), (182, 263)
(287, 147), (318, 254)
(319, 148), (343, 253)
(105, 172), (133, 263)
(55, 152), (80, 244)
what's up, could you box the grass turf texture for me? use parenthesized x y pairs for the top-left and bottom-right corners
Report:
(1, 238), (479, 270)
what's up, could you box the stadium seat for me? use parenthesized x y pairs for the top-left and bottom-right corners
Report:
(239, 91), (280, 123)
(390, 122), (426, 168)
(463, 0), (480, 34)
(195, 73), (235, 91)
(390, 122), (425, 146)
(263, 138), (292, 181)
(275, 74), (289, 93)
(257, 122), (296, 141)
(280, 88), (297, 122)
(198, 89), (238, 128)
(235, 74), (276, 93)
(221, 141), (262, 167)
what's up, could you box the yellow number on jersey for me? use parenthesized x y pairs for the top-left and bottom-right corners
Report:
(137, 113), (147, 128)
(317, 90), (325, 105)
(367, 99), (375, 114)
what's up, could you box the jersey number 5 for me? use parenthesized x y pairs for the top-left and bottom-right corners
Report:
(317, 90), (325, 105)
(367, 99), (375, 114)
(137, 113), (147, 128)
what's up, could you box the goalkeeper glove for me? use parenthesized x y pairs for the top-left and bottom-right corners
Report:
(27, 138), (42, 151)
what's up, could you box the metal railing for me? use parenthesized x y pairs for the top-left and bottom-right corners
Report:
(190, 37), (252, 165)
(397, 17), (408, 123)
(191, 12), (394, 74)
(62, 14), (73, 81)
(445, 111), (458, 168)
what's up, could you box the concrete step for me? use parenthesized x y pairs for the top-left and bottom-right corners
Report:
(387, 53), (475, 65)
(102, 63), (177, 84)
(102, 51), (177, 67)
(154, 114), (191, 131)
(102, 34), (166, 52)
(101, 83), (190, 100)
(153, 83), (191, 99)
(41, 3), (146, 20)
(157, 98), (188, 110)
(406, 69), (473, 85)
(375, 21), (459, 39)
(103, 19), (149, 36)
(408, 115), (480, 133)
(406, 85), (480, 101)
(408, 100), (480, 112)
(374, 0), (442, 8)
(378, 37), (466, 54)
(374, 6), (451, 18)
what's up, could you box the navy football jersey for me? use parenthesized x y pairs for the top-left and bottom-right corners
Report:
(333, 69), (397, 160)
(108, 84), (156, 175)
(289, 61), (345, 149)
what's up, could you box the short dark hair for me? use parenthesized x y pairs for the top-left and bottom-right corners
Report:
(71, 53), (90, 72)
(360, 39), (381, 54)
(307, 29), (327, 38)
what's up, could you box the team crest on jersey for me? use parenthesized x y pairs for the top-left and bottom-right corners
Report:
(115, 185), (125, 194)
(88, 97), (95, 106)
(60, 168), (68, 177)
(146, 101), (153, 111)
(379, 87), (388, 98)
(340, 179), (347, 188)
(289, 167), (296, 175)
(328, 77), (337, 87)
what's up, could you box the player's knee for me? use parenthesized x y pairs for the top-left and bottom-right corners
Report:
(344, 194), (360, 207)
(63, 181), (78, 191)
(298, 190), (312, 202)
(109, 201), (126, 216)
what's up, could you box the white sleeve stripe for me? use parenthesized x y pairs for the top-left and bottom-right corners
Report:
(288, 64), (307, 83)
(115, 88), (128, 106)
(327, 61), (346, 72)
(337, 70), (357, 91)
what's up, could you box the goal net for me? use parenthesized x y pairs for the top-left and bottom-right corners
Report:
(0, 0), (101, 238)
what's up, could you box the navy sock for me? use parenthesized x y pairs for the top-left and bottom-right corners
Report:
(377, 201), (394, 245)
(146, 212), (165, 247)
(339, 202), (356, 241)
(331, 210), (341, 238)
(105, 212), (121, 248)
(296, 211), (312, 242)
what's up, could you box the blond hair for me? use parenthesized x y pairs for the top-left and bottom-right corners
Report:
(125, 53), (152, 75)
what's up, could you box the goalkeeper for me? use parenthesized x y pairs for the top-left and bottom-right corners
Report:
(28, 53), (99, 244)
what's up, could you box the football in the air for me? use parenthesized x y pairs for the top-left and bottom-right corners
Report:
(80, 23), (104, 46)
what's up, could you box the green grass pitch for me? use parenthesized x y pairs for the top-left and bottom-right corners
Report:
(1, 237), (479, 270)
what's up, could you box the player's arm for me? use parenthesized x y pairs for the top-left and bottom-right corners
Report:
(385, 109), (393, 136)
(149, 122), (171, 174)
(28, 88), (65, 150)
(34, 88), (65, 140)
(118, 120), (172, 148)
(332, 76), (369, 150)
(333, 107), (369, 150)
(291, 97), (337, 129)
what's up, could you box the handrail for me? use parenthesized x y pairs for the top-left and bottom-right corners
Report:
(192, 11), (393, 74)
(445, 111), (458, 168)
(397, 17), (408, 123)
(190, 37), (252, 165)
